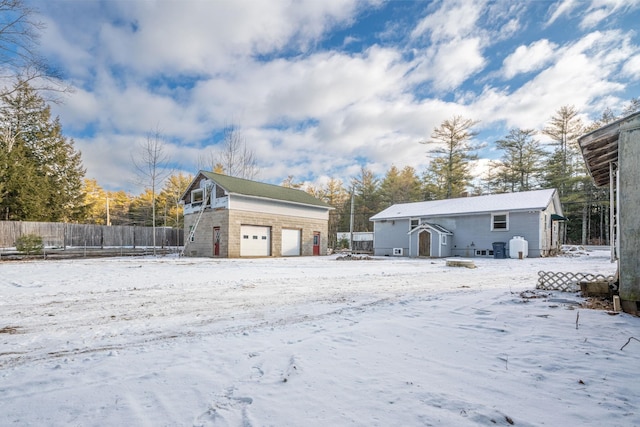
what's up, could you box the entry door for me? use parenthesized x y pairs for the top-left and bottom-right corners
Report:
(419, 231), (431, 257)
(213, 227), (220, 256)
(313, 232), (321, 256)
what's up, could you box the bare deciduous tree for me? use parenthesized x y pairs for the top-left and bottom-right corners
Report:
(0, 0), (68, 98)
(199, 123), (259, 179)
(132, 129), (172, 255)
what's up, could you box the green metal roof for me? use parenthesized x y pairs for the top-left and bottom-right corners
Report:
(200, 171), (331, 209)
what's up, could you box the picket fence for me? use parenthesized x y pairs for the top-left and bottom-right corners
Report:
(0, 221), (183, 248)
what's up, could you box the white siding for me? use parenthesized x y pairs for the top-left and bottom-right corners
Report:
(231, 195), (328, 220)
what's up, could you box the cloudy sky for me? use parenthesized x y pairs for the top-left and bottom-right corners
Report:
(32, 0), (640, 192)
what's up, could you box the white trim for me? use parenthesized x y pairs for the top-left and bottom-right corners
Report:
(491, 212), (509, 231)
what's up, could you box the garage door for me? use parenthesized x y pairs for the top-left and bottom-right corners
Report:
(240, 225), (271, 257)
(282, 229), (301, 256)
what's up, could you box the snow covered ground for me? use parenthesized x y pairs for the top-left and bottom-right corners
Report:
(1, 249), (638, 426)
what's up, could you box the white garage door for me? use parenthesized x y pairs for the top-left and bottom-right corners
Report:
(240, 225), (271, 257)
(281, 229), (301, 256)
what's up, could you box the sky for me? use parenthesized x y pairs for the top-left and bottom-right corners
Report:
(29, 0), (640, 193)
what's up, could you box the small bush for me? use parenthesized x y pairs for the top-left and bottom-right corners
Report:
(337, 237), (350, 249)
(15, 234), (43, 255)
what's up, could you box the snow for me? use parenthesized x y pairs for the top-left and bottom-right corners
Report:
(1, 249), (638, 426)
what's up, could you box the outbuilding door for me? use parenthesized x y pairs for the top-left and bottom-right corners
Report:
(282, 229), (301, 256)
(240, 225), (271, 257)
(419, 231), (431, 257)
(313, 232), (321, 256)
(213, 227), (220, 256)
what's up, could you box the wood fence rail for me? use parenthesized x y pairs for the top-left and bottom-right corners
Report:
(0, 221), (183, 248)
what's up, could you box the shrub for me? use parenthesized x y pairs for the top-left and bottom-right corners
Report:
(338, 237), (350, 249)
(15, 234), (43, 255)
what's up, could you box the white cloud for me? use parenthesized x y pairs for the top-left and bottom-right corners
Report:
(580, 0), (640, 29)
(411, 0), (485, 42)
(547, 0), (640, 29)
(502, 40), (558, 79)
(622, 54), (640, 79)
(430, 38), (486, 91)
(474, 30), (634, 130)
(31, 1), (640, 193)
(546, 0), (579, 26)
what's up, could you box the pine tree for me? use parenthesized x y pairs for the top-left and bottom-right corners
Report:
(542, 105), (584, 199)
(420, 115), (479, 199)
(350, 167), (381, 232)
(489, 129), (545, 192)
(158, 172), (192, 228)
(0, 82), (85, 221)
(83, 178), (108, 224)
(542, 105), (588, 243)
(379, 165), (423, 207)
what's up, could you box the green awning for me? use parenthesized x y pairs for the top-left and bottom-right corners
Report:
(551, 214), (568, 221)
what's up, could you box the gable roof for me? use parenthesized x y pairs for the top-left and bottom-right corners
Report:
(192, 171), (332, 209)
(370, 189), (559, 221)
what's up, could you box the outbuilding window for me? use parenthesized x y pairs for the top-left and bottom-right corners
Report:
(492, 213), (509, 231)
(191, 188), (205, 205)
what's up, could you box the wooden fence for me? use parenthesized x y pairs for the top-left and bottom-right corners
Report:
(0, 221), (183, 248)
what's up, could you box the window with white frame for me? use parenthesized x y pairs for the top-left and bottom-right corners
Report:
(191, 188), (205, 205)
(491, 213), (509, 231)
(410, 219), (420, 229)
(441, 234), (447, 245)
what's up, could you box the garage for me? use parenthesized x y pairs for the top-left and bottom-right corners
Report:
(240, 225), (271, 257)
(281, 229), (301, 256)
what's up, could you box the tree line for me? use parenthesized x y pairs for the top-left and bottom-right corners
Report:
(1, 77), (638, 246)
(292, 100), (639, 247)
(2, 1), (638, 246)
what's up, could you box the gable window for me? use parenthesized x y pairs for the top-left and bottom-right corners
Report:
(492, 213), (509, 231)
(191, 188), (205, 205)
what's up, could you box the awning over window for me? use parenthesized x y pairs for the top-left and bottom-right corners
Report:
(551, 214), (568, 221)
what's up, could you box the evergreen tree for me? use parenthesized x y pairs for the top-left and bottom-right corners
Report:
(350, 167), (381, 232)
(379, 165), (423, 207)
(157, 172), (192, 228)
(108, 190), (133, 225)
(317, 177), (349, 248)
(129, 189), (155, 226)
(83, 178), (108, 224)
(420, 115), (479, 199)
(541, 105), (588, 243)
(488, 129), (545, 193)
(0, 82), (85, 221)
(541, 105), (584, 199)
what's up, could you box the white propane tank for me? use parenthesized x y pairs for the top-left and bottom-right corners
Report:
(509, 236), (528, 259)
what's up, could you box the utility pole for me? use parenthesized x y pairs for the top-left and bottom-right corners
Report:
(106, 196), (111, 226)
(349, 191), (355, 252)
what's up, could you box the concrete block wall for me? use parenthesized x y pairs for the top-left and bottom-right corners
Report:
(183, 209), (229, 257)
(184, 209), (328, 258)
(228, 210), (328, 257)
